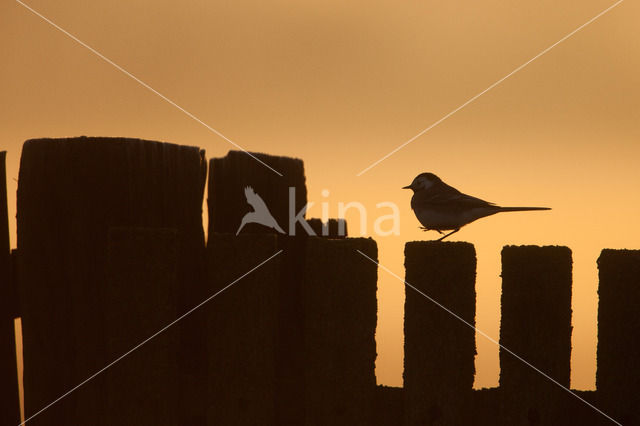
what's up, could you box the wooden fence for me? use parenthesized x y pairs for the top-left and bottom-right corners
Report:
(1, 138), (637, 425)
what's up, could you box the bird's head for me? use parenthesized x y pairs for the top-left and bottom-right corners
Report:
(402, 172), (441, 192)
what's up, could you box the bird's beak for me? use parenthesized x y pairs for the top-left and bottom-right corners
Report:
(402, 185), (411, 189)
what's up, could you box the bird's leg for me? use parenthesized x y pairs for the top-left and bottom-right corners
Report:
(419, 226), (430, 232)
(437, 228), (460, 241)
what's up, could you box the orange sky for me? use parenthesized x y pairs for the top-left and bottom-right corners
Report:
(2, 0), (639, 392)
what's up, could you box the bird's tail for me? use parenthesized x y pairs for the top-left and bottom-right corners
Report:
(498, 206), (551, 212)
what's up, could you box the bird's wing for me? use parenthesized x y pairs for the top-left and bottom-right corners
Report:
(412, 182), (495, 211)
(244, 186), (270, 212)
(454, 191), (496, 207)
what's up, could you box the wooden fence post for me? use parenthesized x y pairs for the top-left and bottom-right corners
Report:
(596, 249), (640, 425)
(500, 245), (572, 424)
(403, 241), (476, 425)
(0, 151), (21, 425)
(303, 237), (377, 425)
(17, 137), (207, 425)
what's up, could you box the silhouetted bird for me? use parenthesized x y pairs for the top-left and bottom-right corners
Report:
(403, 173), (550, 241)
(236, 186), (285, 235)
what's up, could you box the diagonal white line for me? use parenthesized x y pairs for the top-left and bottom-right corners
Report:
(356, 249), (622, 426)
(19, 249), (283, 426)
(15, 0), (283, 177)
(356, 0), (624, 176)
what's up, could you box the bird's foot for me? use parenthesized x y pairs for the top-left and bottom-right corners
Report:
(436, 228), (460, 241)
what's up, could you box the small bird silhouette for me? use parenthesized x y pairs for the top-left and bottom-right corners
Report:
(403, 173), (550, 241)
(236, 186), (285, 235)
